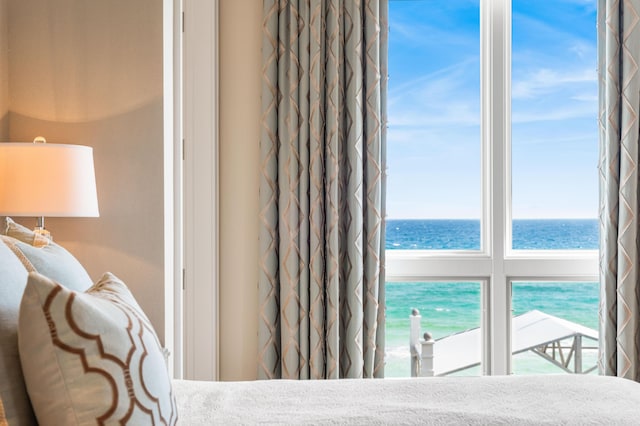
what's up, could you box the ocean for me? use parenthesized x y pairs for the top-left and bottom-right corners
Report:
(384, 219), (599, 377)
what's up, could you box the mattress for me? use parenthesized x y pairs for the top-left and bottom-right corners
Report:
(172, 374), (640, 425)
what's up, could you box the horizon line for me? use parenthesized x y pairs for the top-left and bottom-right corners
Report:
(386, 217), (599, 221)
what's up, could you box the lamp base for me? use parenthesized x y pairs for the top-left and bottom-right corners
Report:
(33, 226), (52, 245)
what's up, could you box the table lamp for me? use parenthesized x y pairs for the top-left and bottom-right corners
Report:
(0, 137), (99, 239)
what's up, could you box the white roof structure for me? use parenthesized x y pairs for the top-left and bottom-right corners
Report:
(431, 310), (598, 376)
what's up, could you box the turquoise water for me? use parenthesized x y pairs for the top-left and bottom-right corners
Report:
(386, 218), (599, 250)
(384, 219), (599, 377)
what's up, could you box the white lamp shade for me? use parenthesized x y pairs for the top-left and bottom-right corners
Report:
(0, 143), (99, 217)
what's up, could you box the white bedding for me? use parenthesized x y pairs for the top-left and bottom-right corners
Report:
(172, 375), (640, 425)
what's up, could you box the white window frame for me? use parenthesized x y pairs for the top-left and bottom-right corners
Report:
(385, 0), (598, 376)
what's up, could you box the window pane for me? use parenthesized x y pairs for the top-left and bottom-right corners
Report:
(387, 1), (481, 250)
(386, 219), (480, 250)
(512, 219), (598, 250)
(511, 0), (597, 249)
(385, 281), (482, 377)
(511, 281), (599, 375)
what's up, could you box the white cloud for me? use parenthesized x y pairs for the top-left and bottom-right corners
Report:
(512, 103), (596, 124)
(390, 20), (476, 50)
(388, 59), (480, 128)
(557, 0), (597, 13)
(512, 67), (596, 99)
(570, 41), (594, 60)
(571, 93), (598, 102)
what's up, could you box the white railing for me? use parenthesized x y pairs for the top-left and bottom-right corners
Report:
(409, 309), (435, 377)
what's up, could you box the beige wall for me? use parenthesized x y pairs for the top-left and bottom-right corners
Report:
(5, 0), (263, 379)
(218, 0), (262, 381)
(0, 0), (7, 139)
(6, 0), (166, 342)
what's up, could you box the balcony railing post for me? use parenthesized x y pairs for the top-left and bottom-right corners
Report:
(410, 309), (422, 377)
(420, 334), (435, 377)
(410, 308), (436, 377)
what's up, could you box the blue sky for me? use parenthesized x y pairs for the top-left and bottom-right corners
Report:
(386, 0), (598, 219)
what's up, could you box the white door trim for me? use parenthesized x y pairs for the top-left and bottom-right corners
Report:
(182, 0), (220, 381)
(163, 0), (182, 379)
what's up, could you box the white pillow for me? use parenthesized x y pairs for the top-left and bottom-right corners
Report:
(0, 218), (94, 425)
(18, 272), (177, 426)
(0, 237), (33, 426)
(3, 218), (93, 289)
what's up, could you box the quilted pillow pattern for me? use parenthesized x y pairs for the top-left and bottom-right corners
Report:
(18, 272), (177, 426)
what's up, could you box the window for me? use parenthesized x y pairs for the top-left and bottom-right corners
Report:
(511, 281), (599, 375)
(385, 0), (598, 377)
(386, 281), (483, 376)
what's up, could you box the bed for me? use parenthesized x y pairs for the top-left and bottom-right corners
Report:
(2, 218), (640, 425)
(172, 375), (640, 425)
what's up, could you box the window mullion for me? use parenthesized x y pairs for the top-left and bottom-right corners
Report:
(504, 255), (598, 280)
(386, 253), (492, 281)
(483, 0), (511, 376)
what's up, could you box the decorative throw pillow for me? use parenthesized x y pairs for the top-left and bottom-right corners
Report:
(3, 217), (93, 289)
(0, 218), (94, 425)
(3, 217), (49, 248)
(18, 272), (177, 426)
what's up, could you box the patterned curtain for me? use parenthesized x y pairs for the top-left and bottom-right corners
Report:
(258, 0), (387, 380)
(598, 0), (640, 381)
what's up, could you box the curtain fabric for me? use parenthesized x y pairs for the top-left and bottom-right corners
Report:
(598, 0), (640, 381)
(258, 0), (387, 380)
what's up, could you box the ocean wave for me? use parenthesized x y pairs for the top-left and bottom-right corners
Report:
(385, 345), (410, 360)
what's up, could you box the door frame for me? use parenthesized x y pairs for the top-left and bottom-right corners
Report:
(164, 0), (219, 380)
